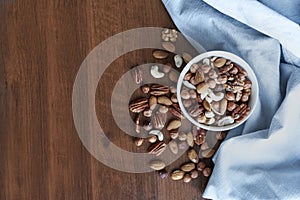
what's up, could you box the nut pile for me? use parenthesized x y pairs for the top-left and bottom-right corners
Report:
(129, 80), (227, 181)
(182, 57), (252, 127)
(127, 28), (230, 184)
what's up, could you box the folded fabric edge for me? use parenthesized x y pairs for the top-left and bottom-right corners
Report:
(202, 0), (300, 58)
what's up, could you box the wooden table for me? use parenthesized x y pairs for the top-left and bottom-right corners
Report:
(0, 1), (211, 199)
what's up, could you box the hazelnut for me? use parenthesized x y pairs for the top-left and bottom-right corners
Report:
(183, 174), (192, 183)
(197, 162), (206, 171)
(203, 167), (212, 177)
(141, 85), (150, 93)
(190, 170), (199, 179)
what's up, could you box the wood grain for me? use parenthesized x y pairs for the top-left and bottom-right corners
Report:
(0, 1), (211, 199)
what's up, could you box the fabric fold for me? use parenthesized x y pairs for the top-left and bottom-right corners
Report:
(162, 0), (300, 199)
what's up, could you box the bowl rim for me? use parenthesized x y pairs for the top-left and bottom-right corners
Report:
(176, 50), (259, 131)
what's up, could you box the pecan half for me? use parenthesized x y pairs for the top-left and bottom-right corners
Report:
(169, 104), (184, 119)
(150, 84), (169, 96)
(219, 63), (233, 74)
(232, 103), (250, 122)
(152, 112), (166, 130)
(148, 141), (167, 156)
(129, 97), (149, 113)
(188, 105), (204, 118)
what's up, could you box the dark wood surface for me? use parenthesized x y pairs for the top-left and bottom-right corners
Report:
(0, 1), (210, 199)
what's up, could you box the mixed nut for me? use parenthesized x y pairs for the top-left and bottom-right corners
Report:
(181, 56), (252, 127)
(126, 28), (248, 185)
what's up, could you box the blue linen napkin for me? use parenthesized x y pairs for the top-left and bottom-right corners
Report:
(162, 0), (300, 199)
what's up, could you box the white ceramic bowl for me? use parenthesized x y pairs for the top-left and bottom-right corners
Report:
(177, 51), (259, 131)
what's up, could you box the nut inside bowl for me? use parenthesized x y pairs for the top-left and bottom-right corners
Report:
(177, 51), (259, 131)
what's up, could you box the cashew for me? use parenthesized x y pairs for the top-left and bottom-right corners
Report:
(202, 58), (210, 65)
(205, 95), (213, 103)
(150, 65), (165, 78)
(217, 116), (234, 126)
(205, 117), (215, 125)
(208, 90), (224, 102)
(205, 111), (215, 118)
(200, 89), (210, 100)
(149, 129), (164, 141)
(183, 80), (196, 90)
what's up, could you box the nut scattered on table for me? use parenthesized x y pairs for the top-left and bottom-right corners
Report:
(127, 29), (229, 186)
